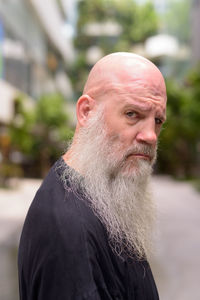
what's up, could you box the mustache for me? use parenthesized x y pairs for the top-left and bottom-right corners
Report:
(123, 143), (156, 162)
(109, 143), (157, 178)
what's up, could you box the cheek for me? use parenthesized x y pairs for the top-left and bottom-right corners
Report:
(108, 131), (136, 155)
(117, 128), (138, 146)
(103, 113), (137, 145)
(103, 108), (124, 136)
(105, 126), (138, 148)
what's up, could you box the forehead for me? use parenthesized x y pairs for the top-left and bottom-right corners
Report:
(120, 96), (166, 120)
(105, 80), (166, 106)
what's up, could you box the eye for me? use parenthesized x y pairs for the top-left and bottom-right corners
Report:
(155, 118), (163, 125)
(125, 111), (137, 118)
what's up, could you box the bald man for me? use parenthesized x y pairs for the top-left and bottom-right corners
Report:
(18, 52), (167, 300)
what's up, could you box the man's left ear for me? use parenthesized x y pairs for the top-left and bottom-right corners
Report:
(76, 94), (95, 127)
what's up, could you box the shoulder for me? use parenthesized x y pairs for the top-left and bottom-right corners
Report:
(20, 159), (105, 254)
(18, 160), (107, 299)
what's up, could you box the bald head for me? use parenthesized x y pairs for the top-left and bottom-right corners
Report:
(83, 52), (166, 102)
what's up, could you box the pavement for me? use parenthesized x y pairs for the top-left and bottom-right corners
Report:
(0, 179), (41, 244)
(0, 176), (200, 300)
(0, 179), (41, 300)
(151, 176), (200, 300)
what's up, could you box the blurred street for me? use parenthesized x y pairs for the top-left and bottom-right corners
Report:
(0, 179), (41, 300)
(151, 176), (200, 300)
(0, 176), (200, 300)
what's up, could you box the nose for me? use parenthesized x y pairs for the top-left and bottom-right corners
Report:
(135, 119), (158, 146)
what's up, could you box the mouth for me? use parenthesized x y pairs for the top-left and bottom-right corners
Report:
(126, 153), (152, 161)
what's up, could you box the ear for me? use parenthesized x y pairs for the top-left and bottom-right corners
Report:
(76, 94), (95, 127)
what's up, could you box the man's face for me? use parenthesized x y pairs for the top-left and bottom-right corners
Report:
(98, 79), (166, 176)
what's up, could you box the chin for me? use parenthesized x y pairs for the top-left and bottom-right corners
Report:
(121, 158), (152, 178)
(121, 160), (140, 176)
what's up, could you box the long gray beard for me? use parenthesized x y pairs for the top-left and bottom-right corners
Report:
(61, 108), (156, 259)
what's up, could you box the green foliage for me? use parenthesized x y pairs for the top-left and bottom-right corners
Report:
(76, 0), (158, 46)
(33, 94), (74, 160)
(9, 93), (74, 177)
(126, 2), (158, 43)
(157, 69), (200, 178)
(36, 94), (68, 127)
(9, 95), (36, 154)
(163, 0), (190, 44)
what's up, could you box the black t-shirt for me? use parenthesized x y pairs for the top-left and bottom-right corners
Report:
(18, 158), (159, 300)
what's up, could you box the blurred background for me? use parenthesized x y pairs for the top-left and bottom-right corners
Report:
(0, 0), (199, 299)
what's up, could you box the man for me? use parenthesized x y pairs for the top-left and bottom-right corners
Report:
(18, 52), (167, 299)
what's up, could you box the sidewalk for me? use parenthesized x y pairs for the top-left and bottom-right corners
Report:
(0, 179), (41, 300)
(0, 179), (41, 244)
(151, 176), (200, 300)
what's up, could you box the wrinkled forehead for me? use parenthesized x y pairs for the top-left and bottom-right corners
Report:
(86, 59), (167, 102)
(92, 75), (167, 108)
(106, 78), (166, 98)
(106, 81), (167, 116)
(113, 62), (166, 95)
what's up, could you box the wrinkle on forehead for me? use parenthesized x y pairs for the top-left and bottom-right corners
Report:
(122, 97), (166, 118)
(85, 80), (167, 105)
(115, 87), (167, 118)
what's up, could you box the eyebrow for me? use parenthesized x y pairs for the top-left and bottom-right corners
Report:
(123, 100), (153, 112)
(123, 100), (166, 121)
